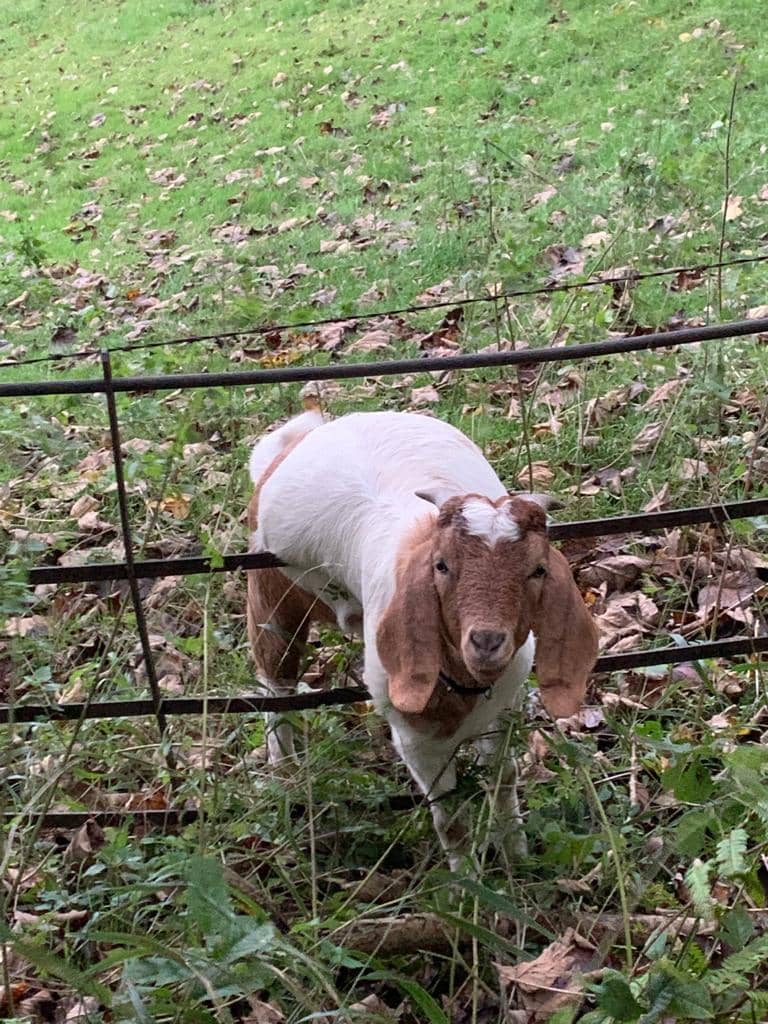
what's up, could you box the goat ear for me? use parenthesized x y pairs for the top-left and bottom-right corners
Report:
(533, 547), (599, 718)
(376, 539), (441, 715)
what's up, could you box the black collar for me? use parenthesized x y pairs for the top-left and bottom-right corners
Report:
(438, 670), (493, 699)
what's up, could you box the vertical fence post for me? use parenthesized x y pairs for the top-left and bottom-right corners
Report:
(100, 350), (176, 772)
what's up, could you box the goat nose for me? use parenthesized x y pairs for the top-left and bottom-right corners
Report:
(469, 629), (506, 656)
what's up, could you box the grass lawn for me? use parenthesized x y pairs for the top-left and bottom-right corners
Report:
(2, 0), (768, 1020)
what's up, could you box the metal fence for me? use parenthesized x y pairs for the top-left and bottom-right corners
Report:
(3, 288), (768, 827)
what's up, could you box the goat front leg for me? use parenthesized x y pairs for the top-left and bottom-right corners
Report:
(390, 726), (472, 871)
(475, 725), (527, 859)
(248, 567), (332, 764)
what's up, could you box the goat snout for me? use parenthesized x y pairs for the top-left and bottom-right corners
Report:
(468, 629), (507, 657)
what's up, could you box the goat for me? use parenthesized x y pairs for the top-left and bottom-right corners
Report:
(246, 410), (599, 868)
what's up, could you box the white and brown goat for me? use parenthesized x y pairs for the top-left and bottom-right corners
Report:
(246, 410), (599, 868)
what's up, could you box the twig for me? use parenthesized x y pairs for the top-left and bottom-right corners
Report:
(483, 139), (497, 244)
(717, 76), (739, 319)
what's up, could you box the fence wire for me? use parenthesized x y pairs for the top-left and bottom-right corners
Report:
(3, 308), (768, 828)
(4, 251), (767, 371)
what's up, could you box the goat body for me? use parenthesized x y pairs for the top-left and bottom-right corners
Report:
(247, 410), (598, 867)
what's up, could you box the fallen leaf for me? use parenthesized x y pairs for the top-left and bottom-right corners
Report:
(724, 195), (743, 221)
(585, 382), (645, 428)
(526, 184), (557, 208)
(680, 457), (708, 479)
(671, 267), (705, 291)
(580, 230), (610, 248)
(160, 494), (192, 520)
(76, 509), (115, 534)
(310, 286), (337, 306)
(346, 329), (392, 353)
(5, 615), (49, 638)
(517, 462), (554, 488)
(643, 378), (684, 406)
(632, 421), (664, 454)
(243, 999), (285, 1023)
(410, 385), (440, 406)
(544, 244), (585, 280)
(496, 928), (594, 1014)
(64, 819), (106, 865)
(579, 555), (651, 592)
(643, 481), (670, 512)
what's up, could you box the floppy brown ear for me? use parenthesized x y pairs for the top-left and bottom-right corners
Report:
(376, 537), (442, 715)
(534, 547), (599, 718)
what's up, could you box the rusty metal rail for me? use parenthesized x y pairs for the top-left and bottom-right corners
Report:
(24, 497), (768, 586)
(3, 313), (768, 832)
(3, 315), (768, 400)
(3, 635), (768, 727)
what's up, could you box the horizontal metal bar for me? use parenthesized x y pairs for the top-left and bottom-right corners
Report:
(3, 636), (767, 725)
(1, 793), (423, 830)
(547, 498), (768, 540)
(26, 498), (768, 586)
(28, 551), (284, 586)
(1, 686), (370, 724)
(595, 634), (768, 673)
(3, 317), (768, 399)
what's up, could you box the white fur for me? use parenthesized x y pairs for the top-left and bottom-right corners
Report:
(250, 411), (532, 867)
(248, 409), (325, 486)
(461, 497), (521, 545)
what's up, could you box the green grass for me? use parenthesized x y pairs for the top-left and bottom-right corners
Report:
(2, 0), (768, 1020)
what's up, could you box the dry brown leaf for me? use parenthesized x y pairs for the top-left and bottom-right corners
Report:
(632, 421), (663, 454)
(643, 481), (670, 512)
(578, 554), (651, 592)
(697, 572), (762, 626)
(643, 378), (684, 406)
(680, 457), (708, 479)
(346, 329), (392, 353)
(526, 184), (557, 208)
(76, 509), (114, 533)
(277, 216), (301, 233)
(544, 244), (584, 280)
(516, 462), (554, 488)
(70, 494), (99, 519)
(64, 997), (101, 1022)
(409, 385), (440, 406)
(241, 1001), (287, 1024)
(358, 284), (383, 305)
(349, 994), (395, 1018)
(724, 194), (743, 221)
(585, 382), (644, 428)
(580, 230), (610, 248)
(5, 615), (49, 638)
(310, 286), (337, 306)
(64, 819), (106, 865)
(495, 928), (594, 1014)
(160, 494), (192, 520)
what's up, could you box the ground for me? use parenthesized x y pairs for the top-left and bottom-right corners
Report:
(2, 0), (768, 1021)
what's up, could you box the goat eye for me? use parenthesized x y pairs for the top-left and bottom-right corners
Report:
(435, 559), (450, 575)
(530, 564), (547, 579)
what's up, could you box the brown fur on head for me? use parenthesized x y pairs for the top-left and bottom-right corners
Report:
(376, 494), (598, 720)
